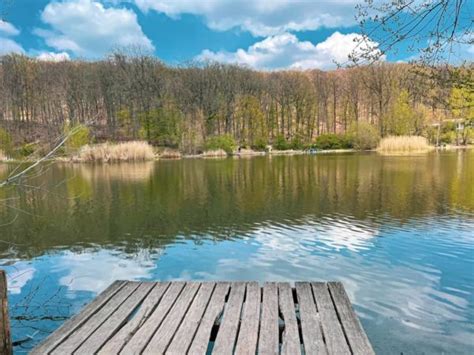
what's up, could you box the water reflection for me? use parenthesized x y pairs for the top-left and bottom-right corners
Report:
(0, 151), (473, 353)
(0, 152), (472, 254)
(71, 161), (155, 183)
(5, 264), (35, 295)
(56, 249), (157, 293)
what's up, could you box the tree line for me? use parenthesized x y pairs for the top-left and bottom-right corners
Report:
(0, 53), (472, 154)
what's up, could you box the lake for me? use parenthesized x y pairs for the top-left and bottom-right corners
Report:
(0, 151), (473, 354)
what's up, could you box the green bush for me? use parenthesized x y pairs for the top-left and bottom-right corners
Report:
(0, 127), (13, 155)
(462, 127), (474, 145)
(442, 121), (456, 133)
(348, 122), (380, 150)
(290, 135), (305, 150)
(65, 123), (90, 153)
(139, 107), (183, 147)
(440, 131), (456, 144)
(205, 134), (237, 154)
(19, 142), (37, 157)
(312, 133), (352, 150)
(251, 137), (267, 151)
(273, 134), (289, 150)
(424, 126), (438, 145)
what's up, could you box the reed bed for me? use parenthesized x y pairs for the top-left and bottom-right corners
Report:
(73, 141), (155, 162)
(0, 149), (6, 161)
(202, 149), (228, 157)
(377, 136), (434, 154)
(159, 148), (182, 159)
(237, 148), (266, 156)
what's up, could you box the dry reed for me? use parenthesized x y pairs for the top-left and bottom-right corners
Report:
(237, 148), (265, 156)
(73, 141), (155, 162)
(0, 149), (6, 161)
(377, 136), (434, 154)
(159, 148), (182, 159)
(202, 149), (228, 157)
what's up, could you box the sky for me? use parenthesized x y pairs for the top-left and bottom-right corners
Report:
(0, 0), (472, 70)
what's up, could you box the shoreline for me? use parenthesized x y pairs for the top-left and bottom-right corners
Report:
(0, 145), (472, 164)
(0, 148), (357, 164)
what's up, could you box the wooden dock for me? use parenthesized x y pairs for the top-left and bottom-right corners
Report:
(31, 281), (374, 355)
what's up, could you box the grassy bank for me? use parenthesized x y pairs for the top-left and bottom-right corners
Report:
(377, 136), (434, 154)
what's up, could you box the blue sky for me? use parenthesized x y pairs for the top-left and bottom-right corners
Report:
(0, 0), (472, 69)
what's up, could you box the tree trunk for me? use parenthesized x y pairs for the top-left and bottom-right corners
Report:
(0, 270), (12, 355)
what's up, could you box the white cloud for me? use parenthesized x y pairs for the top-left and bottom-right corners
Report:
(0, 20), (20, 36)
(0, 37), (25, 55)
(35, 0), (154, 58)
(37, 51), (71, 62)
(7, 265), (36, 295)
(132, 0), (358, 36)
(197, 31), (383, 70)
(0, 20), (24, 55)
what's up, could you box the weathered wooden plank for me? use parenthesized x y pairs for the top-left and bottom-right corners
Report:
(0, 270), (12, 355)
(258, 282), (279, 355)
(278, 283), (301, 355)
(312, 282), (351, 354)
(327, 282), (375, 355)
(166, 282), (215, 354)
(234, 282), (260, 355)
(188, 283), (230, 355)
(51, 281), (141, 355)
(75, 282), (156, 354)
(120, 282), (185, 354)
(295, 282), (327, 355)
(98, 282), (171, 355)
(212, 282), (246, 355)
(32, 280), (374, 355)
(30, 280), (126, 355)
(143, 282), (200, 354)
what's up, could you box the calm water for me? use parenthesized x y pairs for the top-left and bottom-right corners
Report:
(0, 151), (473, 354)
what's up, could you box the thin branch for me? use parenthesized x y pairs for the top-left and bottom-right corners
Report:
(0, 125), (82, 188)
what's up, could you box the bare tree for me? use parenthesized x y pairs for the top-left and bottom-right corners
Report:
(351, 0), (473, 93)
(353, 0), (472, 64)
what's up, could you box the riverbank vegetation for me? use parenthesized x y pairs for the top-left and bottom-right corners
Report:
(158, 148), (182, 159)
(0, 54), (472, 160)
(202, 149), (228, 158)
(72, 141), (155, 162)
(377, 136), (434, 154)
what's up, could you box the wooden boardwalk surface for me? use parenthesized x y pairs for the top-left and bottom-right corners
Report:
(31, 281), (374, 355)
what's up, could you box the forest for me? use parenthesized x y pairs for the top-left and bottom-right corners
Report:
(0, 53), (472, 156)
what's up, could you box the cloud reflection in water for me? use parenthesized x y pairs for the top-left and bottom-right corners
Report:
(56, 249), (157, 294)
